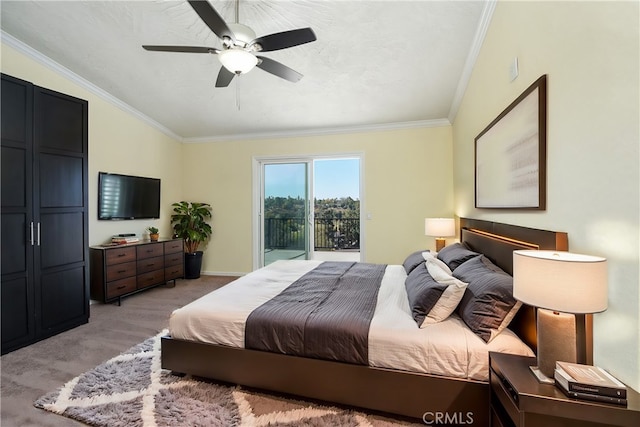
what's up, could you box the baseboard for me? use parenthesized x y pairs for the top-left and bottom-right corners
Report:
(200, 270), (247, 277)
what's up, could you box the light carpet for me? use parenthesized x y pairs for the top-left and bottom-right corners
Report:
(34, 331), (422, 426)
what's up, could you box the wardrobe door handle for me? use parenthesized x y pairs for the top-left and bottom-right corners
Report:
(30, 222), (35, 246)
(37, 222), (41, 246)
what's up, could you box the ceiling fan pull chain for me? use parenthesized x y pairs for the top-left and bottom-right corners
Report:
(236, 77), (241, 111)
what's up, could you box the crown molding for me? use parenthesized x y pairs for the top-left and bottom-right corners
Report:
(447, 0), (496, 123)
(1, 31), (183, 142)
(183, 118), (451, 143)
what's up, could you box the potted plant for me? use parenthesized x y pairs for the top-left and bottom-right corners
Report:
(147, 226), (159, 241)
(170, 201), (212, 279)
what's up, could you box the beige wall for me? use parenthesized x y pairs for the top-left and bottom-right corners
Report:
(1, 42), (183, 246)
(452, 1), (639, 390)
(182, 126), (454, 274)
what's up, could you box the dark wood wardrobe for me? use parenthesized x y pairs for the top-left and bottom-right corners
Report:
(1, 73), (89, 354)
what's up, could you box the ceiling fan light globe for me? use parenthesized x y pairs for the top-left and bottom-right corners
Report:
(219, 48), (258, 74)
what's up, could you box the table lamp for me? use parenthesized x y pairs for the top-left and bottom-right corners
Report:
(512, 250), (607, 383)
(424, 218), (455, 251)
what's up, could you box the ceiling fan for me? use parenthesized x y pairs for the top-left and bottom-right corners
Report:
(142, 0), (316, 87)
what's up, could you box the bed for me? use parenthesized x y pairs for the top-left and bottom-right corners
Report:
(161, 218), (589, 422)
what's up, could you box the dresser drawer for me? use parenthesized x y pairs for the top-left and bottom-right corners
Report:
(164, 240), (183, 254)
(106, 276), (137, 300)
(137, 256), (164, 274)
(105, 247), (136, 265)
(165, 264), (184, 280)
(137, 269), (165, 289)
(164, 252), (183, 267)
(105, 261), (136, 282)
(137, 243), (164, 260)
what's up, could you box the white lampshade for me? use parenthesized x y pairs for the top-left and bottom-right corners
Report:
(513, 250), (608, 314)
(218, 48), (258, 74)
(424, 218), (455, 237)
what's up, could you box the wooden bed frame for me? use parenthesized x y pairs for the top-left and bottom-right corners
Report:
(161, 218), (586, 423)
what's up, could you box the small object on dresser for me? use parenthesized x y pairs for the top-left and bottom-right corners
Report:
(555, 361), (627, 406)
(111, 235), (140, 244)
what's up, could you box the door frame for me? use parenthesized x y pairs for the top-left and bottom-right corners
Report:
(252, 152), (365, 270)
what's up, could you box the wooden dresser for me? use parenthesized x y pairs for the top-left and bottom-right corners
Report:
(90, 238), (184, 304)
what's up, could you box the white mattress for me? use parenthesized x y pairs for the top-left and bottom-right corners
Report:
(169, 260), (534, 381)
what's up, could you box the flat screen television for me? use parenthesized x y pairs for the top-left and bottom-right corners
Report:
(98, 172), (161, 220)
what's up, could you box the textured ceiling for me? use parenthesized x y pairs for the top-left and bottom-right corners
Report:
(1, 1), (490, 141)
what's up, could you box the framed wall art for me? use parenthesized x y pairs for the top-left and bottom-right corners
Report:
(475, 75), (547, 209)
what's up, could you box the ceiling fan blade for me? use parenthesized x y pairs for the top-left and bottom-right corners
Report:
(142, 45), (219, 54)
(256, 56), (303, 83)
(250, 28), (316, 52)
(188, 0), (235, 42)
(215, 67), (236, 87)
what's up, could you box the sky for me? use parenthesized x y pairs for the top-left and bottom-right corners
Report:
(264, 159), (360, 199)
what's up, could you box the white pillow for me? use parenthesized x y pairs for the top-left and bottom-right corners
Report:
(421, 251), (452, 277)
(421, 256), (468, 327)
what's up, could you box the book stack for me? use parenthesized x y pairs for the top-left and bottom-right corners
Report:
(555, 361), (627, 406)
(111, 234), (139, 244)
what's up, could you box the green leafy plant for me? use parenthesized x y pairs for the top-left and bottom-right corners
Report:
(147, 226), (159, 234)
(170, 201), (212, 253)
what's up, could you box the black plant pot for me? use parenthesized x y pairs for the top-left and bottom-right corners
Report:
(184, 251), (203, 279)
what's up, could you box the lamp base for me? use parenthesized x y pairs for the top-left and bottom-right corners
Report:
(536, 308), (578, 380)
(435, 238), (446, 252)
(529, 365), (555, 384)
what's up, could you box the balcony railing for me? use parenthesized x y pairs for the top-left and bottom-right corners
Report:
(264, 217), (360, 251)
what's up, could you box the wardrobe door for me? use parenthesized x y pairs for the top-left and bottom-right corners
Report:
(1, 75), (35, 353)
(33, 87), (89, 338)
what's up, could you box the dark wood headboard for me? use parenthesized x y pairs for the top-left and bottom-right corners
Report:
(460, 217), (568, 275)
(458, 218), (590, 364)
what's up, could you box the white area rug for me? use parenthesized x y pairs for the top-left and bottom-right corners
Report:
(35, 331), (421, 426)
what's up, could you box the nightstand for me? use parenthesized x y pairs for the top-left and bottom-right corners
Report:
(489, 352), (640, 427)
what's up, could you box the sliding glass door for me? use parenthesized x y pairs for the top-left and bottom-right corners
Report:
(261, 162), (310, 266)
(254, 155), (362, 269)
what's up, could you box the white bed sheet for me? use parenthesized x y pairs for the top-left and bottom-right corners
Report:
(169, 260), (534, 381)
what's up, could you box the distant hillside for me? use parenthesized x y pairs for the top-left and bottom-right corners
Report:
(264, 196), (359, 218)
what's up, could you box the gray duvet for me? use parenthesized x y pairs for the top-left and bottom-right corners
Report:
(245, 261), (386, 365)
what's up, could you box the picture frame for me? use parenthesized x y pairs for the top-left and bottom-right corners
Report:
(475, 75), (547, 209)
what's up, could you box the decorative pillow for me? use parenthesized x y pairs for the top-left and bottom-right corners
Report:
(421, 251), (451, 277)
(422, 257), (468, 326)
(405, 258), (468, 328)
(436, 242), (480, 271)
(402, 249), (430, 275)
(453, 255), (522, 342)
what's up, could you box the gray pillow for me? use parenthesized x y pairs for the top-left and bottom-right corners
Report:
(402, 250), (430, 275)
(405, 263), (449, 327)
(436, 242), (480, 271)
(453, 255), (521, 343)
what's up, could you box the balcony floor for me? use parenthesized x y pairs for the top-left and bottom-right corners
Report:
(264, 249), (360, 265)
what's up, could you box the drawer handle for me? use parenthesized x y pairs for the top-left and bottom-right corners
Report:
(117, 253), (126, 257)
(147, 264), (155, 267)
(147, 249), (154, 253)
(117, 285), (126, 290)
(118, 270), (127, 274)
